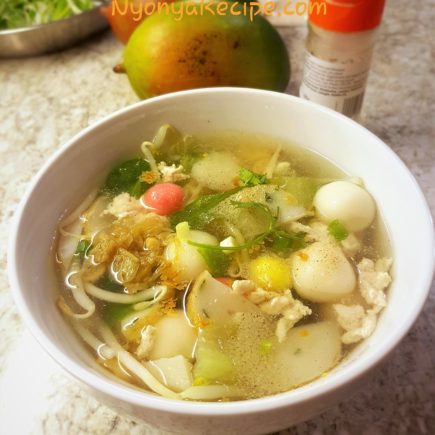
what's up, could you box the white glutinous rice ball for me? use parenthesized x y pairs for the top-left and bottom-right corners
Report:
(313, 180), (376, 232)
(292, 242), (356, 303)
(164, 230), (218, 281)
(191, 152), (240, 191)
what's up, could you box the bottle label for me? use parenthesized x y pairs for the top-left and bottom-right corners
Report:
(299, 51), (371, 118)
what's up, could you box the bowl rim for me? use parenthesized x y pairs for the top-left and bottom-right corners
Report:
(7, 87), (435, 416)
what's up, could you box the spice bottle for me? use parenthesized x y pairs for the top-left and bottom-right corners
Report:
(299, 0), (386, 119)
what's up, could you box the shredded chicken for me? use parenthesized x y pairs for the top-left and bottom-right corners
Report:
(340, 233), (361, 256)
(275, 300), (313, 343)
(136, 325), (156, 359)
(273, 161), (293, 176)
(333, 304), (377, 344)
(333, 257), (392, 344)
(334, 304), (365, 330)
(291, 219), (361, 257)
(158, 162), (189, 183)
(232, 280), (312, 342)
(290, 220), (329, 243)
(357, 257), (392, 313)
(104, 193), (144, 219)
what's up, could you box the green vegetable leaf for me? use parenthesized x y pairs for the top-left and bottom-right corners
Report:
(197, 247), (230, 277)
(328, 219), (349, 241)
(268, 230), (306, 253)
(96, 275), (124, 293)
(239, 168), (267, 187)
(102, 158), (152, 198)
(170, 187), (243, 229)
(0, 0), (95, 30)
(179, 153), (201, 174)
(102, 303), (133, 329)
(74, 239), (91, 259)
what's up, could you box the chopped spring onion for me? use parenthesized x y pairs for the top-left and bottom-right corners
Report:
(259, 340), (273, 355)
(328, 219), (349, 241)
(239, 168), (267, 187)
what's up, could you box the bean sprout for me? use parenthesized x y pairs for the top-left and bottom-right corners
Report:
(265, 146), (282, 179)
(84, 283), (167, 304)
(72, 321), (115, 360)
(60, 187), (98, 228)
(98, 322), (179, 399)
(141, 141), (159, 173)
(58, 260), (95, 319)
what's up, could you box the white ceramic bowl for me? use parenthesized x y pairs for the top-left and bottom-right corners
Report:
(8, 88), (434, 434)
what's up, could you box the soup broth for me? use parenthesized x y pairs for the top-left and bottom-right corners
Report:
(55, 126), (392, 401)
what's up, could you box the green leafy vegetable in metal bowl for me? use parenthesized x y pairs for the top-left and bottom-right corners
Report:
(0, 0), (98, 30)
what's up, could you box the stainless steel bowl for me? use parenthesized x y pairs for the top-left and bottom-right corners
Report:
(0, 5), (109, 58)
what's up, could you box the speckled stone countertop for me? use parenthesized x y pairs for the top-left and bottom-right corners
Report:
(1, 1), (434, 434)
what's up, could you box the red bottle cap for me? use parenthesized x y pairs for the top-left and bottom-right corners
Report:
(309, 0), (386, 33)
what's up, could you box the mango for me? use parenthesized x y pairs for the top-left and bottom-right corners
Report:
(101, 0), (175, 43)
(122, 1), (290, 98)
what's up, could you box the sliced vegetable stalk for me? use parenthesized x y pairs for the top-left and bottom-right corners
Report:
(271, 176), (326, 209)
(193, 330), (235, 384)
(186, 200), (275, 252)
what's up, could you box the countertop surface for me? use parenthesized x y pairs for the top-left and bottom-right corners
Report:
(1, 1), (434, 434)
